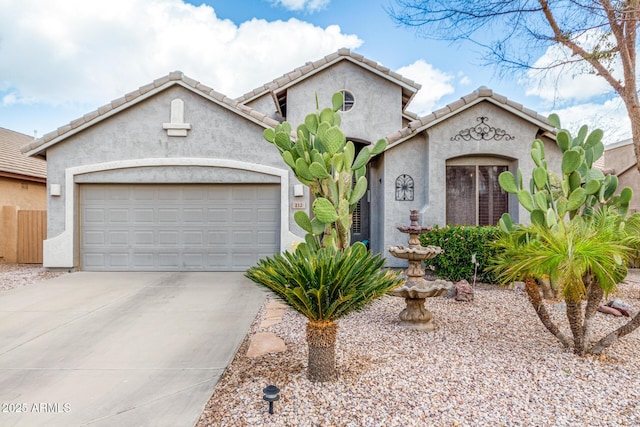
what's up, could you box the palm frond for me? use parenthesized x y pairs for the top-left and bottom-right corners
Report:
(245, 242), (404, 322)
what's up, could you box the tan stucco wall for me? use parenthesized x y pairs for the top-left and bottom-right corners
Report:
(605, 143), (640, 213)
(0, 177), (47, 261)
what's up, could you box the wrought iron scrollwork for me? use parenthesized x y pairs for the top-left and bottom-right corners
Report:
(451, 116), (514, 141)
(395, 174), (414, 201)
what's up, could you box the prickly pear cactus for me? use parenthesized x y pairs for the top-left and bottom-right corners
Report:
(264, 92), (386, 250)
(498, 114), (632, 232)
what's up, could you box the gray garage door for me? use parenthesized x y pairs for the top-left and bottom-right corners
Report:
(80, 184), (280, 271)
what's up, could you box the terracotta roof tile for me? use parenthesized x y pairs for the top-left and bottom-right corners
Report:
(0, 128), (46, 179)
(235, 49), (421, 109)
(386, 86), (554, 146)
(22, 71), (285, 156)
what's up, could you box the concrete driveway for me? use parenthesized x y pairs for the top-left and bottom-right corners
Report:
(0, 272), (266, 427)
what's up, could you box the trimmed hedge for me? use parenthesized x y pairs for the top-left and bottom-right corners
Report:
(419, 225), (502, 283)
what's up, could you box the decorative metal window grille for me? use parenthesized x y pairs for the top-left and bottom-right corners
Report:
(451, 116), (514, 141)
(352, 199), (362, 234)
(395, 174), (414, 201)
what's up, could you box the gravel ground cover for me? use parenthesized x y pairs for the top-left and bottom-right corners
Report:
(198, 272), (640, 427)
(0, 261), (68, 291)
(2, 262), (638, 426)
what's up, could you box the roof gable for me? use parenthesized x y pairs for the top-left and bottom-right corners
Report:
(0, 127), (46, 181)
(385, 86), (555, 150)
(236, 48), (421, 115)
(22, 72), (281, 157)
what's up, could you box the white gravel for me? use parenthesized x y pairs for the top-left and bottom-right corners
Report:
(0, 261), (68, 291)
(198, 272), (640, 427)
(3, 262), (637, 425)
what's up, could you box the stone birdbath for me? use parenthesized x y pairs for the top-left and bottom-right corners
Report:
(388, 210), (451, 331)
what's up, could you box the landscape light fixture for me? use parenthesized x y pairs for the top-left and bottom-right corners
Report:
(262, 385), (280, 414)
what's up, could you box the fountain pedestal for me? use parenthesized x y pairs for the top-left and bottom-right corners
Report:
(388, 210), (451, 330)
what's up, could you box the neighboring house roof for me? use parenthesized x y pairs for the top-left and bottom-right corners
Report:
(22, 71), (282, 158)
(385, 86), (556, 150)
(602, 138), (636, 175)
(0, 127), (46, 182)
(236, 48), (422, 116)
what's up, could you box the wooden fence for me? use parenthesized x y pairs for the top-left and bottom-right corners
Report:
(17, 210), (46, 264)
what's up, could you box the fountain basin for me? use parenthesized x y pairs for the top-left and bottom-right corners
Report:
(389, 279), (451, 299)
(387, 245), (443, 261)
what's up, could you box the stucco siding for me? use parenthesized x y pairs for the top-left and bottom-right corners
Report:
(382, 101), (560, 267)
(284, 61), (403, 144)
(43, 85), (304, 268)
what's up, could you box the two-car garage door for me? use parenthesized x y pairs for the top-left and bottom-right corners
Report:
(79, 184), (280, 271)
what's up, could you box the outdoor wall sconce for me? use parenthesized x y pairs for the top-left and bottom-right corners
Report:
(293, 184), (304, 197)
(263, 385), (280, 414)
(50, 183), (61, 196)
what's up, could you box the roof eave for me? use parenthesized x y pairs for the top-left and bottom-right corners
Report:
(385, 96), (556, 152)
(23, 79), (280, 158)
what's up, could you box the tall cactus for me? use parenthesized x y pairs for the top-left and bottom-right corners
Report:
(263, 92), (385, 250)
(497, 113), (632, 231)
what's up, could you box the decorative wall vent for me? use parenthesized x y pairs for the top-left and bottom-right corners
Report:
(395, 174), (414, 201)
(163, 98), (191, 137)
(451, 116), (514, 142)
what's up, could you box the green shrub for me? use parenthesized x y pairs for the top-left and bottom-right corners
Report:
(419, 225), (502, 283)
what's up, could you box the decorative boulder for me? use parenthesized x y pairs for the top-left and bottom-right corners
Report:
(598, 305), (623, 317)
(454, 279), (474, 302)
(607, 299), (637, 317)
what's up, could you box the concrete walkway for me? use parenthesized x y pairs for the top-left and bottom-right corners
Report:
(0, 272), (266, 426)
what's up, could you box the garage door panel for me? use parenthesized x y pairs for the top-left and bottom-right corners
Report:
(108, 209), (129, 223)
(108, 188), (130, 200)
(158, 209), (179, 223)
(80, 184), (280, 271)
(108, 230), (129, 245)
(183, 231), (204, 245)
(134, 231), (154, 245)
(157, 188), (180, 201)
(183, 208), (205, 223)
(207, 208), (229, 223)
(109, 253), (130, 267)
(134, 209), (154, 223)
(158, 231), (179, 246)
(133, 253), (154, 266)
(83, 231), (105, 245)
(158, 253), (180, 268)
(257, 230), (278, 246)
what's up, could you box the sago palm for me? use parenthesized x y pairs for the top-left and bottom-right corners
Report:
(245, 241), (403, 382)
(492, 210), (639, 355)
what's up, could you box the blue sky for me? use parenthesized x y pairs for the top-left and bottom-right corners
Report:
(0, 0), (630, 142)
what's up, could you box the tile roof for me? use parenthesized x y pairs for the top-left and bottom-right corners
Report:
(22, 72), (282, 157)
(236, 48), (422, 110)
(0, 127), (46, 180)
(385, 86), (555, 148)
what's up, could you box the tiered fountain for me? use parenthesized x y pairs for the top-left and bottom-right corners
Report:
(388, 210), (452, 331)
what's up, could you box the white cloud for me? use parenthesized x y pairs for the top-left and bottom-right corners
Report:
(523, 30), (622, 103)
(396, 59), (455, 115)
(271, 0), (330, 12)
(543, 97), (631, 144)
(458, 75), (471, 86)
(0, 0), (361, 108)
